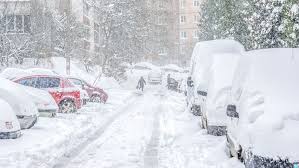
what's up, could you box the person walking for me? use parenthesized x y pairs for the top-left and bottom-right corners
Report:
(137, 76), (146, 91)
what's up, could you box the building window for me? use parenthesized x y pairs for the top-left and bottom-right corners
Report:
(180, 0), (186, 8)
(194, 0), (200, 7)
(180, 15), (186, 24)
(5, 15), (30, 33)
(157, 16), (166, 25)
(180, 31), (187, 39)
(159, 47), (167, 56)
(180, 46), (185, 54)
(193, 30), (199, 38)
(194, 15), (199, 23)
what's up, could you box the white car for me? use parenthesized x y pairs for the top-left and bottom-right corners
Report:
(0, 99), (21, 139)
(161, 64), (183, 73)
(187, 39), (245, 116)
(0, 77), (39, 129)
(1, 68), (58, 117)
(226, 48), (299, 167)
(133, 62), (158, 70)
(201, 53), (240, 136)
(148, 71), (162, 84)
(20, 85), (58, 117)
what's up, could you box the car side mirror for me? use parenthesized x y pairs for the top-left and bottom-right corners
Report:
(197, 90), (207, 97)
(226, 105), (239, 118)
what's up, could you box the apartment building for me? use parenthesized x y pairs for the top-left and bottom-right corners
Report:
(178, 0), (201, 65)
(146, 0), (180, 65)
(0, 0), (32, 61)
(52, 0), (101, 64)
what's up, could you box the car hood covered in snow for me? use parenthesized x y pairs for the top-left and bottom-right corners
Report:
(0, 77), (38, 116)
(233, 48), (299, 162)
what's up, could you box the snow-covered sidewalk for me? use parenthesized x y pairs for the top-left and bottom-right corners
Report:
(158, 91), (244, 168)
(0, 89), (134, 168)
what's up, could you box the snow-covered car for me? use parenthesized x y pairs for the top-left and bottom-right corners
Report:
(188, 39), (245, 116)
(133, 62), (158, 70)
(226, 48), (299, 167)
(161, 64), (183, 73)
(20, 85), (58, 117)
(0, 77), (39, 129)
(147, 70), (162, 84)
(0, 68), (31, 80)
(0, 99), (22, 139)
(67, 77), (108, 103)
(201, 53), (240, 136)
(13, 75), (81, 113)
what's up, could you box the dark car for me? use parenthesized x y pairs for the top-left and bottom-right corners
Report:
(167, 78), (179, 91)
(67, 77), (108, 103)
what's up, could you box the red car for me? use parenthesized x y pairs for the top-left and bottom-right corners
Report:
(67, 77), (108, 103)
(14, 75), (81, 113)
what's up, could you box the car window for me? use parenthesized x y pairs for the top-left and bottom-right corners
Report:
(63, 79), (74, 88)
(69, 78), (82, 86)
(37, 77), (60, 88)
(18, 77), (38, 87)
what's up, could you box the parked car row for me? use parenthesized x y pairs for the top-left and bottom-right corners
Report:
(187, 40), (299, 167)
(0, 68), (108, 139)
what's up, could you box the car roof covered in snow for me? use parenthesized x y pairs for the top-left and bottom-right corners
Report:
(161, 64), (183, 72)
(190, 39), (245, 91)
(233, 48), (299, 161)
(133, 62), (159, 70)
(1, 68), (62, 81)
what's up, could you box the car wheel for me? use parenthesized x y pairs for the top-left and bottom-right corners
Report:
(59, 100), (76, 113)
(91, 95), (101, 103)
(26, 116), (38, 129)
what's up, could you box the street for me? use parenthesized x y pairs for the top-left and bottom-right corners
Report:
(49, 86), (243, 168)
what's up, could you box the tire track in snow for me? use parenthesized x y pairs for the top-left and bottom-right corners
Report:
(52, 94), (138, 168)
(144, 94), (164, 168)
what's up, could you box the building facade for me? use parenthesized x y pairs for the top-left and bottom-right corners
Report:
(145, 0), (180, 65)
(178, 0), (201, 65)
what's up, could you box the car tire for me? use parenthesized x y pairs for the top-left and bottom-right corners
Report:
(26, 117), (38, 129)
(59, 99), (76, 113)
(90, 95), (101, 103)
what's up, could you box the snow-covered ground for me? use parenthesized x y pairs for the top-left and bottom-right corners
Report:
(0, 89), (134, 168)
(29, 86), (241, 168)
(0, 61), (243, 168)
